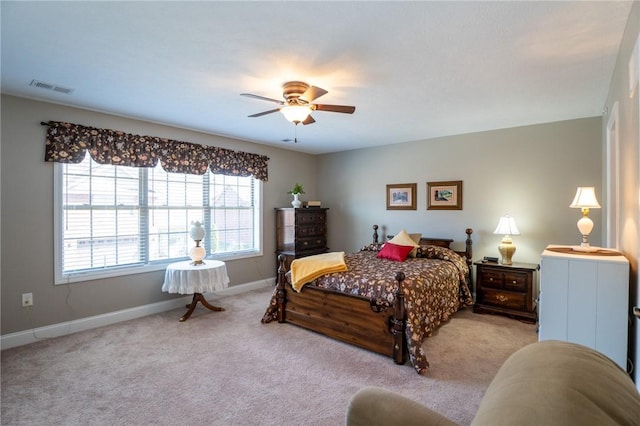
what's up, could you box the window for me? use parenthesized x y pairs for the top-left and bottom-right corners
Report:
(54, 153), (261, 283)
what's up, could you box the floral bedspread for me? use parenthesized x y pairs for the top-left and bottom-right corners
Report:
(261, 245), (473, 374)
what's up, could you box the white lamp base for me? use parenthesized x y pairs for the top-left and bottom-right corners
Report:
(190, 242), (206, 265)
(574, 216), (598, 252)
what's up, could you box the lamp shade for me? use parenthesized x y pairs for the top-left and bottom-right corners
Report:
(493, 216), (520, 236)
(569, 187), (601, 209)
(189, 221), (205, 241)
(281, 105), (311, 123)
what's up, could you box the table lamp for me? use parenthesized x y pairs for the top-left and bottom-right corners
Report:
(189, 221), (206, 265)
(494, 215), (520, 265)
(569, 187), (601, 252)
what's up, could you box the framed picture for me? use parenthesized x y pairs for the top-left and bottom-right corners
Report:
(427, 180), (462, 210)
(386, 183), (417, 210)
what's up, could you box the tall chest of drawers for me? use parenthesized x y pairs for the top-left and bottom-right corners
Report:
(473, 261), (538, 323)
(538, 246), (629, 370)
(275, 208), (329, 271)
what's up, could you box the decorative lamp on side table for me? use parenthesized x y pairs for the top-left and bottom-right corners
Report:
(188, 221), (206, 265)
(568, 186), (601, 252)
(493, 215), (520, 265)
(162, 222), (230, 321)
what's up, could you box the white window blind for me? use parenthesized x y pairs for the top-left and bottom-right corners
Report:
(54, 153), (261, 283)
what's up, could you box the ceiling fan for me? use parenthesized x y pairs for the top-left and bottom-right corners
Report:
(241, 81), (356, 125)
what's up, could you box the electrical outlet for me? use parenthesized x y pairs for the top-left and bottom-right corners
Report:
(22, 293), (33, 307)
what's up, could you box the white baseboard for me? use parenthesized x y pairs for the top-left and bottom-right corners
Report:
(0, 278), (274, 350)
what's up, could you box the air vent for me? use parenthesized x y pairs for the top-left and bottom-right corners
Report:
(29, 79), (74, 95)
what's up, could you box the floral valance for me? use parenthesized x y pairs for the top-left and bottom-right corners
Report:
(43, 121), (269, 181)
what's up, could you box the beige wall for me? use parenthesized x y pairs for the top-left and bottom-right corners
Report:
(317, 118), (603, 265)
(1, 94), (604, 336)
(603, 1), (639, 384)
(0, 95), (318, 335)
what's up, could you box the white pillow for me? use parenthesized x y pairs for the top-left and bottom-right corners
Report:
(389, 229), (421, 257)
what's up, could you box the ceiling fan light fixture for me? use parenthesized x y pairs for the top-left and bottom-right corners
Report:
(281, 105), (311, 123)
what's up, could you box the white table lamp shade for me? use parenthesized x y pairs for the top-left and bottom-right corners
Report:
(569, 187), (601, 209)
(494, 216), (520, 236)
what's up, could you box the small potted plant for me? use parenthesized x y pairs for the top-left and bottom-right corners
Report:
(288, 183), (305, 208)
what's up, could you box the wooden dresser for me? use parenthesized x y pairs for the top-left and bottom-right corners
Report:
(275, 208), (329, 272)
(473, 261), (538, 323)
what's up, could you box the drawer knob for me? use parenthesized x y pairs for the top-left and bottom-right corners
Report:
(497, 294), (508, 303)
(489, 277), (494, 282)
(512, 280), (517, 284)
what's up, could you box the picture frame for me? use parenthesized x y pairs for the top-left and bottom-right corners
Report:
(386, 183), (417, 210)
(427, 180), (462, 210)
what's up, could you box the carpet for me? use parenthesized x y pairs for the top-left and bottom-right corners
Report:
(1, 287), (537, 425)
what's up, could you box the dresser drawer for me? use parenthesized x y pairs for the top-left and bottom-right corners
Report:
(296, 211), (326, 224)
(296, 236), (326, 250)
(480, 289), (526, 311)
(295, 224), (326, 237)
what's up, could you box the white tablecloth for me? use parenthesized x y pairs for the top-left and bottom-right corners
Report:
(161, 260), (230, 294)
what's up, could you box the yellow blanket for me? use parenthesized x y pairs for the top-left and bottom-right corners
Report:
(290, 251), (347, 292)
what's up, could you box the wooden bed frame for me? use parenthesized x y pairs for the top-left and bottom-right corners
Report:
(274, 226), (473, 366)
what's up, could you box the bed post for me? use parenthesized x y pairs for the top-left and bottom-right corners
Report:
(465, 228), (473, 265)
(390, 271), (406, 365)
(372, 224), (379, 243)
(464, 228), (474, 291)
(276, 254), (287, 323)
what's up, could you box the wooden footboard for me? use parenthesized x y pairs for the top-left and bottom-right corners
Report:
(276, 254), (407, 364)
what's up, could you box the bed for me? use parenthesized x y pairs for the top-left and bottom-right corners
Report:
(261, 226), (474, 374)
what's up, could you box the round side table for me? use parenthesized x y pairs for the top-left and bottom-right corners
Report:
(162, 259), (230, 321)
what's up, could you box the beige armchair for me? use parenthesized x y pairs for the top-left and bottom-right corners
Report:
(347, 340), (640, 426)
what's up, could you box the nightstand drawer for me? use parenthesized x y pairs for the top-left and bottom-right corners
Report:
(480, 289), (526, 311)
(479, 270), (504, 288)
(503, 272), (528, 292)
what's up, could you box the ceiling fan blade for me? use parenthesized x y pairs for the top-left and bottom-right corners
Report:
(248, 108), (280, 118)
(240, 93), (284, 105)
(302, 115), (316, 125)
(299, 86), (328, 103)
(313, 104), (356, 114)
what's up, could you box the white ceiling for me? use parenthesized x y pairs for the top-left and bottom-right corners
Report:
(1, 1), (633, 155)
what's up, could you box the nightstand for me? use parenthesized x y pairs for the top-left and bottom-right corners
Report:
(473, 261), (538, 323)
